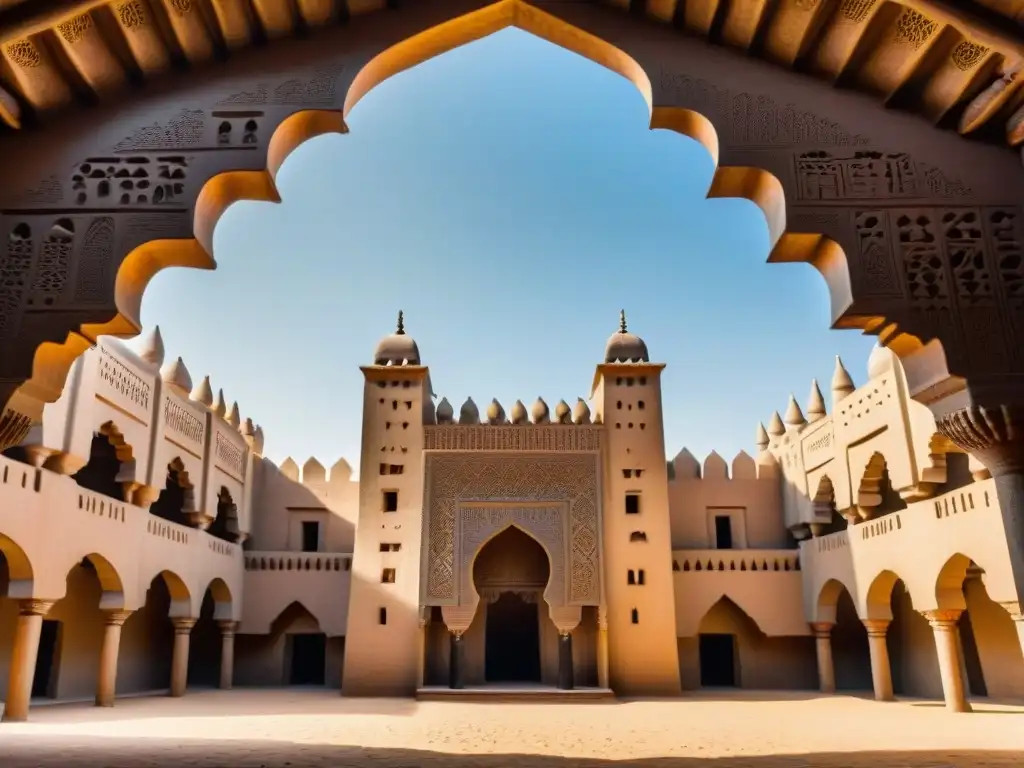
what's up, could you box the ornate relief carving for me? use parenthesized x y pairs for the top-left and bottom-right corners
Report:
(897, 212), (949, 310)
(854, 210), (901, 296)
(5, 40), (41, 68)
(57, 14), (93, 45)
(164, 398), (204, 445)
(989, 208), (1024, 311)
(27, 219), (74, 307)
(72, 156), (188, 207)
(169, 0), (192, 16)
(423, 454), (600, 606)
(795, 152), (971, 202)
(893, 9), (936, 49)
(460, 505), (566, 607)
(424, 426), (602, 452)
(216, 432), (245, 477)
(116, 1), (147, 28)
(98, 347), (151, 411)
(217, 64), (346, 107)
(658, 73), (869, 146)
(74, 217), (115, 303)
(23, 177), (64, 205)
(0, 223), (33, 337)
(839, 0), (876, 23)
(113, 110), (205, 152)
(951, 40), (988, 72)
(944, 210), (992, 306)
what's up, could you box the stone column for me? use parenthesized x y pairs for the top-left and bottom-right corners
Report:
(862, 619), (894, 702)
(170, 618), (196, 697)
(810, 622), (836, 693)
(2, 599), (55, 722)
(416, 615), (428, 689)
(217, 620), (238, 690)
(923, 609), (971, 713)
(96, 610), (132, 707)
(557, 631), (574, 690)
(597, 606), (609, 690)
(448, 631), (464, 690)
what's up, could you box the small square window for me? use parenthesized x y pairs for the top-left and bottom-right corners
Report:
(300, 521), (319, 553)
(625, 493), (640, 515)
(388, 464), (404, 475)
(378, 463), (387, 475)
(383, 490), (399, 512)
(381, 568), (396, 584)
(379, 543), (401, 553)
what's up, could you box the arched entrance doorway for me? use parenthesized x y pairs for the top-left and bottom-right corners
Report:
(472, 526), (550, 685)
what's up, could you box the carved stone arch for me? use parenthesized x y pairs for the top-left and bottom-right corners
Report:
(814, 577), (858, 624)
(2, 0), (1023, 445)
(862, 568), (904, 622)
(201, 576), (234, 620)
(0, 532), (34, 597)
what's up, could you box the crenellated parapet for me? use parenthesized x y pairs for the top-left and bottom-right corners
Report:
(427, 395), (597, 426)
(760, 346), (990, 540)
(26, 326), (264, 540)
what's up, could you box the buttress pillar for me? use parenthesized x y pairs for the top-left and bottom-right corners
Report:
(810, 622), (835, 693)
(217, 621), (238, 690)
(862, 620), (894, 702)
(170, 618), (196, 697)
(597, 606), (609, 689)
(923, 610), (972, 713)
(96, 610), (133, 706)
(2, 599), (55, 722)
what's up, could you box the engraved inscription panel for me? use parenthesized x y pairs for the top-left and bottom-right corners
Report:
(423, 453), (600, 606)
(424, 425), (602, 452)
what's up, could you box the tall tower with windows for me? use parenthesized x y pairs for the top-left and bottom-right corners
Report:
(593, 311), (681, 695)
(342, 311), (430, 696)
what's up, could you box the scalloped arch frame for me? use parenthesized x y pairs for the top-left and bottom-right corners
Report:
(20, 0), (874, 423)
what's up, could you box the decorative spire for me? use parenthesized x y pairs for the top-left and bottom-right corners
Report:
(619, 309), (627, 334)
(831, 355), (855, 406)
(226, 401), (240, 428)
(755, 422), (769, 452)
(396, 310), (405, 336)
(213, 389), (227, 418)
(784, 394), (807, 428)
(160, 356), (192, 394)
(133, 325), (165, 367)
(767, 411), (785, 437)
(190, 375), (214, 407)
(807, 379), (827, 422)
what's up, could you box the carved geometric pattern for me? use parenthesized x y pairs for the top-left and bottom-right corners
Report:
(216, 432), (246, 477)
(424, 426), (602, 452)
(72, 156), (188, 207)
(951, 40), (989, 72)
(217, 64), (346, 107)
(164, 398), (204, 446)
(98, 347), (151, 411)
(116, 1), (147, 28)
(854, 210), (900, 296)
(0, 223), (33, 337)
(893, 9), (936, 50)
(839, 0), (876, 23)
(74, 217), (115, 302)
(23, 176), (63, 205)
(459, 505), (565, 608)
(28, 219), (74, 305)
(57, 14), (93, 44)
(423, 453), (601, 606)
(5, 40), (40, 68)
(943, 209), (993, 306)
(113, 110), (204, 152)
(896, 212), (950, 310)
(169, 0), (192, 15)
(658, 73), (869, 146)
(795, 152), (970, 201)
(988, 208), (1024, 310)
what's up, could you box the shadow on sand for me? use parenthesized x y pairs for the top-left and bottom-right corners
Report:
(0, 737), (1021, 768)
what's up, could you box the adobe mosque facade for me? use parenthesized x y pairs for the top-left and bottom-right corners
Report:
(0, 311), (1023, 721)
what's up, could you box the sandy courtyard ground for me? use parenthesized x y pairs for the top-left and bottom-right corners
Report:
(1, 689), (1023, 767)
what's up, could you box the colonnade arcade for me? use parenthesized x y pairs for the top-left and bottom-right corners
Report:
(419, 524), (606, 691)
(811, 554), (1024, 712)
(0, 537), (238, 722)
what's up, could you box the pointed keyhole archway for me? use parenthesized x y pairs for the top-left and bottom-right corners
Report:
(472, 525), (551, 684)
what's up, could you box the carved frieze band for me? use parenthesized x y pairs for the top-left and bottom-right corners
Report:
(424, 425), (602, 452)
(423, 453), (601, 606)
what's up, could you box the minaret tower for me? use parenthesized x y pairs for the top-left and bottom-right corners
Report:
(592, 311), (681, 696)
(342, 311), (430, 696)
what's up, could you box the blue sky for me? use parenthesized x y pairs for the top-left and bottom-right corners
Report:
(139, 28), (875, 471)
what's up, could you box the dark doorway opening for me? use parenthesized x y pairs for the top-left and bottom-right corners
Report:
(714, 515), (733, 549)
(32, 619), (60, 698)
(485, 592), (541, 683)
(699, 633), (736, 687)
(289, 633), (326, 685)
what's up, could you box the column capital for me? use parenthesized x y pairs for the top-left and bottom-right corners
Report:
(922, 608), (962, 628)
(217, 620), (239, 636)
(862, 618), (890, 637)
(103, 610), (133, 627)
(935, 405), (1024, 473)
(172, 617), (197, 634)
(559, 629), (572, 638)
(810, 621), (834, 638)
(19, 599), (55, 616)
